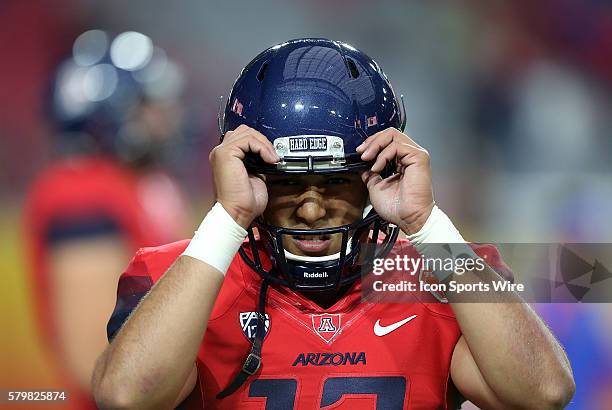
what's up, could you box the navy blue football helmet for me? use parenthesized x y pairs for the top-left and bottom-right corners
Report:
(49, 29), (185, 165)
(221, 38), (405, 291)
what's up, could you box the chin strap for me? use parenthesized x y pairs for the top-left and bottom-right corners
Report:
(216, 278), (270, 399)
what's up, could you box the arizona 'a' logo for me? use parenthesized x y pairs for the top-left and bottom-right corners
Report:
(239, 312), (270, 342)
(311, 313), (341, 343)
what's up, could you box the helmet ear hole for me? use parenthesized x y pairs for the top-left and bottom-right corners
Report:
(257, 62), (269, 82)
(346, 58), (360, 79)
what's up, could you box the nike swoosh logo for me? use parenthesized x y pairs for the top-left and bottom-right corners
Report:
(374, 314), (418, 337)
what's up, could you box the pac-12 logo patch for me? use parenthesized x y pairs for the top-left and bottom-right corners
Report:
(239, 312), (270, 342)
(311, 313), (341, 343)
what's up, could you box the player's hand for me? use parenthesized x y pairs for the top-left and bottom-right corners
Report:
(357, 128), (435, 234)
(209, 125), (279, 228)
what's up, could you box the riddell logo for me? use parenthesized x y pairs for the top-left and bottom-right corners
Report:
(292, 352), (366, 366)
(304, 271), (328, 278)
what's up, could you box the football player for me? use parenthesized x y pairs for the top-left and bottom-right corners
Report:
(24, 29), (190, 409)
(93, 39), (574, 409)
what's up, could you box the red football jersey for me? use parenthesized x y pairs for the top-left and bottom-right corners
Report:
(109, 238), (512, 409)
(23, 156), (189, 409)
(25, 156), (189, 336)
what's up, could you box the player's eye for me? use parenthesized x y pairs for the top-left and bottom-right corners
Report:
(269, 178), (299, 186)
(325, 176), (351, 185)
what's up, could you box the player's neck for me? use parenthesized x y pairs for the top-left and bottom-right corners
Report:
(298, 284), (352, 309)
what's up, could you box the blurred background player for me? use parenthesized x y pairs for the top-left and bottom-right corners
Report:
(23, 29), (191, 409)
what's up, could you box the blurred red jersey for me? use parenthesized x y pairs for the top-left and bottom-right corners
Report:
(24, 156), (189, 409)
(25, 156), (189, 335)
(109, 238), (512, 409)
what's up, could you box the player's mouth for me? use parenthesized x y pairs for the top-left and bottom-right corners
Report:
(291, 234), (332, 255)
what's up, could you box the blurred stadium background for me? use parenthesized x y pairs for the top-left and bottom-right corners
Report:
(1, 0), (611, 408)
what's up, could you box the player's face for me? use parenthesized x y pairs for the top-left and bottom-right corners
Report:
(264, 173), (368, 257)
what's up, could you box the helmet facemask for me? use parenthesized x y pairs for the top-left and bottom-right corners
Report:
(238, 135), (399, 291)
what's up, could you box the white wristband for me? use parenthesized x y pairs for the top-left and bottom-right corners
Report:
(407, 206), (478, 281)
(181, 202), (247, 274)
(407, 205), (465, 246)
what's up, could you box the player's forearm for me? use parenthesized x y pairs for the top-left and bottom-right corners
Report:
(405, 207), (574, 408)
(92, 256), (224, 409)
(448, 267), (575, 409)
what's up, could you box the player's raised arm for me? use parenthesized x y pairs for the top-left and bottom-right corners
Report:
(361, 127), (575, 409)
(91, 126), (278, 410)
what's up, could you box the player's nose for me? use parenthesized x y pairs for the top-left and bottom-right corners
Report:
(295, 188), (327, 225)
